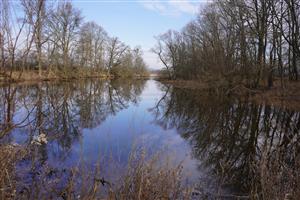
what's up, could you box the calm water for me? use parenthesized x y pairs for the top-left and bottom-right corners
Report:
(1, 79), (299, 198)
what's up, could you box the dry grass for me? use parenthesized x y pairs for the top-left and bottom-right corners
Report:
(115, 150), (190, 200)
(159, 78), (300, 111)
(0, 144), (27, 200)
(1, 143), (299, 199)
(251, 80), (300, 111)
(0, 68), (148, 85)
(0, 69), (111, 85)
(64, 150), (190, 200)
(257, 150), (300, 200)
(0, 145), (190, 200)
(239, 144), (300, 200)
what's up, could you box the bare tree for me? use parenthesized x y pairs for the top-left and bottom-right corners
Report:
(21, 0), (47, 76)
(77, 22), (108, 69)
(48, 1), (82, 69)
(154, 0), (299, 88)
(0, 0), (147, 80)
(106, 37), (128, 74)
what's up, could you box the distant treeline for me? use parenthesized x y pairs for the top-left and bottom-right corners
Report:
(0, 0), (148, 78)
(153, 0), (300, 88)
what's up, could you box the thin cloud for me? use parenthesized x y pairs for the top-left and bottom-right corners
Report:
(140, 0), (207, 17)
(140, 1), (180, 17)
(168, 0), (198, 15)
(142, 1), (167, 13)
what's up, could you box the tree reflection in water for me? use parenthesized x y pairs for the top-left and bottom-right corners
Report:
(1, 80), (299, 198)
(0, 79), (147, 197)
(151, 83), (300, 195)
(1, 79), (146, 141)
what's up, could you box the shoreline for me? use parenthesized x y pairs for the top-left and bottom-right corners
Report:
(2, 73), (299, 111)
(158, 78), (300, 111)
(0, 70), (150, 86)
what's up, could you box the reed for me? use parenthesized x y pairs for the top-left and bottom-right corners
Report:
(0, 145), (190, 200)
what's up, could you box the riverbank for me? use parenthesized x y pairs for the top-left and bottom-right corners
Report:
(158, 78), (300, 111)
(0, 70), (149, 85)
(0, 70), (110, 82)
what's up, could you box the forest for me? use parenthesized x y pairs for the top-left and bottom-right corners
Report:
(0, 0), (148, 82)
(153, 0), (300, 91)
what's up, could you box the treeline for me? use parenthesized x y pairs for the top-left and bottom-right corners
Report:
(0, 0), (148, 79)
(153, 0), (300, 88)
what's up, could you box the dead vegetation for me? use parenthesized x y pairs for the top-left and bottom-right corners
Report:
(0, 144), (27, 199)
(250, 80), (300, 111)
(0, 69), (111, 85)
(0, 145), (190, 200)
(255, 149), (300, 200)
(115, 150), (190, 200)
(159, 78), (300, 111)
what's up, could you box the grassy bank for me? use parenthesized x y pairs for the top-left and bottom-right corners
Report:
(158, 78), (300, 111)
(0, 69), (111, 83)
(0, 69), (150, 85)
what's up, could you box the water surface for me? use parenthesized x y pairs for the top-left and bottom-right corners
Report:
(1, 79), (299, 198)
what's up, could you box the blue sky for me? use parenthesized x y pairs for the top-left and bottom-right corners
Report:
(73, 0), (209, 69)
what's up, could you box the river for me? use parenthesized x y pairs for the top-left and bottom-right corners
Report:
(0, 79), (299, 199)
